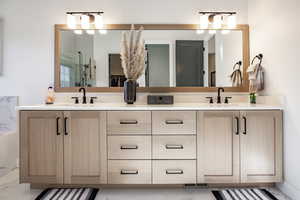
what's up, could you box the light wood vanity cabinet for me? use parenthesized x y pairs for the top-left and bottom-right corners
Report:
(20, 111), (107, 185)
(197, 110), (283, 184)
(197, 111), (240, 183)
(20, 109), (282, 186)
(20, 111), (64, 184)
(240, 111), (283, 183)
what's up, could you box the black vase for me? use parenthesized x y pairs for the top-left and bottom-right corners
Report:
(124, 80), (137, 104)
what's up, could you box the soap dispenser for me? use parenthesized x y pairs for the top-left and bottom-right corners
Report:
(45, 86), (55, 104)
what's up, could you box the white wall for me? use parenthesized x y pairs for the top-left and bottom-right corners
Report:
(248, 0), (300, 199)
(0, 0), (248, 105)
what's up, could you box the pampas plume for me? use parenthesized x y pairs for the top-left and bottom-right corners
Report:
(120, 25), (146, 80)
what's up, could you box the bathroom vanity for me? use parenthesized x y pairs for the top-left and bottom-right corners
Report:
(18, 104), (283, 186)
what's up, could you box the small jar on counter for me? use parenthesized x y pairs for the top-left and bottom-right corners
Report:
(45, 86), (55, 104)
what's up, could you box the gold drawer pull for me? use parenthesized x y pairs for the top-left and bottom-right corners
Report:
(165, 120), (183, 125)
(120, 120), (138, 125)
(120, 145), (138, 150)
(166, 169), (184, 175)
(165, 144), (184, 149)
(120, 170), (139, 175)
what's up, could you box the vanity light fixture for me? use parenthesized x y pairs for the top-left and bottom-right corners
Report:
(213, 15), (222, 29)
(227, 14), (237, 28)
(199, 14), (209, 29)
(198, 11), (237, 29)
(66, 11), (105, 32)
(67, 14), (76, 29)
(81, 14), (90, 29)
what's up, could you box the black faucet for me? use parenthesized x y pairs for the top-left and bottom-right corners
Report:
(217, 87), (225, 104)
(79, 87), (87, 104)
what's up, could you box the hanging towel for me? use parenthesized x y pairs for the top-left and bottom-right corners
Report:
(230, 64), (243, 87)
(247, 63), (264, 92)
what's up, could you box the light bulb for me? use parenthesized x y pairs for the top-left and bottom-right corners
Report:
(86, 30), (95, 35)
(94, 14), (104, 29)
(227, 15), (237, 28)
(221, 30), (231, 34)
(209, 30), (216, 35)
(213, 15), (223, 29)
(73, 30), (83, 35)
(81, 15), (90, 29)
(199, 14), (209, 29)
(196, 29), (205, 34)
(67, 14), (76, 29)
(99, 29), (107, 34)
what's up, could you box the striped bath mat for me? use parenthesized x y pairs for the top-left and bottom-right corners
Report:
(212, 188), (278, 200)
(35, 188), (99, 200)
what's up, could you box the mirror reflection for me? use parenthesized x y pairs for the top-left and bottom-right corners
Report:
(60, 30), (243, 88)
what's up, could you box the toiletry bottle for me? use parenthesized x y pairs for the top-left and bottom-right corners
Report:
(45, 86), (55, 104)
(250, 93), (256, 104)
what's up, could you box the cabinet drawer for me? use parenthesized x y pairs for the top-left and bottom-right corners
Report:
(152, 160), (196, 184)
(107, 111), (151, 135)
(152, 136), (196, 159)
(152, 111), (196, 135)
(108, 160), (151, 184)
(108, 136), (151, 159)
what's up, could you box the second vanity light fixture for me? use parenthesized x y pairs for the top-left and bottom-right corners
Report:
(66, 11), (106, 35)
(198, 11), (237, 34)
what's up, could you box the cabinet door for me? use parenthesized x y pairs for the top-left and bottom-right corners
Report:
(197, 111), (240, 183)
(64, 111), (107, 184)
(20, 111), (63, 184)
(240, 111), (283, 183)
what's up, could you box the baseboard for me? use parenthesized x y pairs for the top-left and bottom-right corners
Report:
(277, 182), (300, 200)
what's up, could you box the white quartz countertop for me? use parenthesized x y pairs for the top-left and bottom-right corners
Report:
(16, 103), (283, 111)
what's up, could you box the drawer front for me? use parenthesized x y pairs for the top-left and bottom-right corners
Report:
(108, 160), (151, 184)
(108, 136), (151, 159)
(152, 136), (196, 159)
(152, 111), (196, 135)
(152, 160), (196, 184)
(107, 111), (151, 135)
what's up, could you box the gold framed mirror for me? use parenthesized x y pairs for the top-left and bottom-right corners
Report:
(55, 24), (249, 92)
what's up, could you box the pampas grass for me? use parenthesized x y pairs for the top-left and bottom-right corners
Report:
(120, 25), (146, 80)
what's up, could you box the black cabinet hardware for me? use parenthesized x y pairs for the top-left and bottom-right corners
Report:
(120, 145), (138, 150)
(243, 116), (247, 135)
(165, 120), (183, 125)
(166, 169), (184, 175)
(165, 144), (184, 149)
(235, 117), (239, 135)
(120, 170), (138, 175)
(64, 117), (68, 135)
(120, 120), (138, 125)
(56, 117), (60, 135)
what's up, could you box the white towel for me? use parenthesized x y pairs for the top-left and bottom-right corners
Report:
(247, 63), (264, 92)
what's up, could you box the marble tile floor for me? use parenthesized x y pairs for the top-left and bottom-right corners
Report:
(0, 170), (292, 200)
